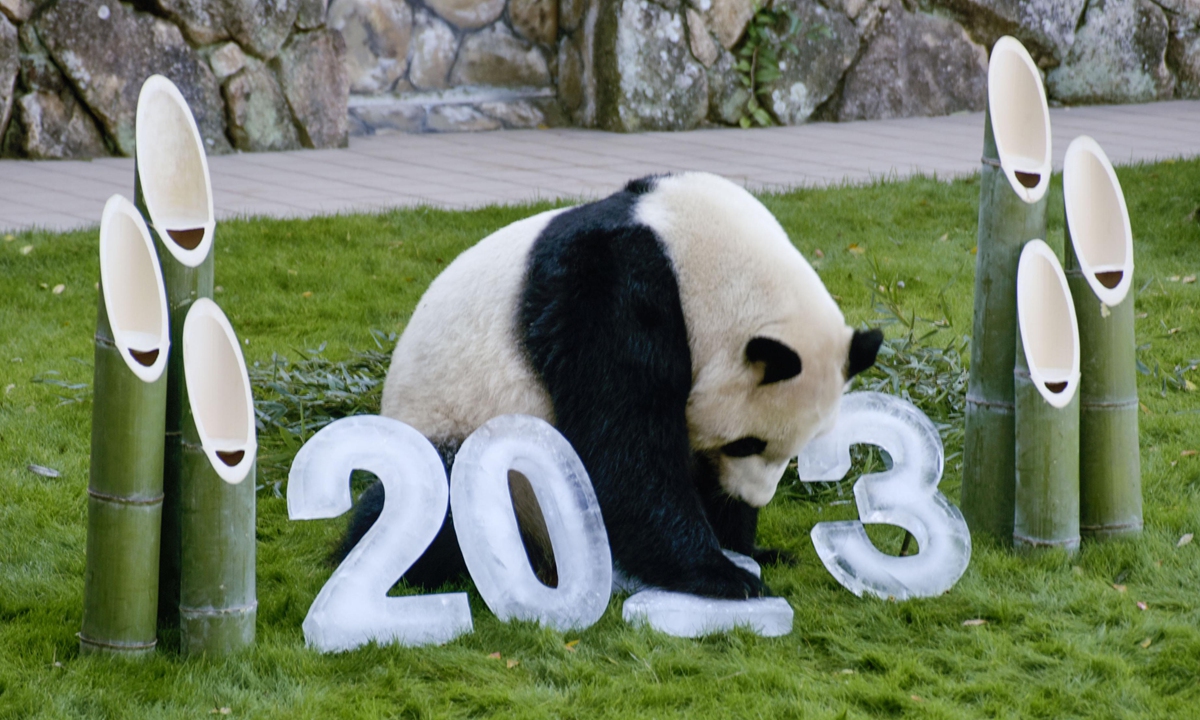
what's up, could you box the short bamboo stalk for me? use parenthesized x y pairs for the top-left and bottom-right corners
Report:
(961, 36), (1052, 542)
(1013, 240), (1081, 552)
(132, 74), (216, 632)
(1063, 136), (1142, 539)
(179, 298), (257, 656)
(80, 195), (171, 656)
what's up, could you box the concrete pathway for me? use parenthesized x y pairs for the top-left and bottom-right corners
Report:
(1, 100), (1197, 234)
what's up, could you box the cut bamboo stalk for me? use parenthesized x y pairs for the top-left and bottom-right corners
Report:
(1063, 136), (1142, 539)
(133, 74), (216, 632)
(961, 36), (1052, 542)
(80, 195), (171, 657)
(1013, 240), (1081, 552)
(179, 298), (257, 656)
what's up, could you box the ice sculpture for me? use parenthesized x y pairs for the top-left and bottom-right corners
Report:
(621, 551), (794, 638)
(287, 415), (472, 652)
(798, 391), (971, 600)
(451, 415), (612, 632)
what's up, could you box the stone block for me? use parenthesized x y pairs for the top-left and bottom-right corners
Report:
(595, 0), (708, 131)
(210, 42), (247, 79)
(408, 8), (456, 90)
(425, 0), (504, 30)
(512, 0), (558, 45)
(223, 57), (302, 151)
(1047, 0), (1175, 104)
(296, 0), (329, 30)
(705, 0), (756, 49)
(328, 0), (412, 94)
(762, 0), (859, 125)
(11, 88), (109, 158)
(927, 0), (1087, 65)
(35, 0), (230, 156)
(834, 6), (987, 121)
(273, 28), (350, 148)
(449, 23), (551, 87)
(0, 14), (14, 144)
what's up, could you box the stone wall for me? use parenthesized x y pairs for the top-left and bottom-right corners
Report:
(2, 0), (1198, 157)
(0, 0), (348, 159)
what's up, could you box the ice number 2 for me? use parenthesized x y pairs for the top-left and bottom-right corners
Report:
(287, 415), (473, 653)
(288, 413), (613, 653)
(796, 392), (972, 600)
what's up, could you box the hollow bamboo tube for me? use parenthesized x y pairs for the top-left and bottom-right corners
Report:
(961, 36), (1052, 542)
(1063, 136), (1142, 539)
(179, 298), (257, 656)
(80, 196), (171, 656)
(132, 74), (216, 632)
(1013, 240), (1081, 552)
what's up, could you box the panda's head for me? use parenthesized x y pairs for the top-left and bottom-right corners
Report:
(636, 172), (883, 507)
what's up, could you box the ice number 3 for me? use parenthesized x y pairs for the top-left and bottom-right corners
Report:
(287, 415), (473, 653)
(796, 392), (972, 600)
(288, 414), (613, 653)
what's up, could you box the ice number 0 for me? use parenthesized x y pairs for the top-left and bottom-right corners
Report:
(287, 415), (473, 652)
(451, 414), (612, 632)
(797, 392), (972, 600)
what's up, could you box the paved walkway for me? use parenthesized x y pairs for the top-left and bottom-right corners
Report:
(1, 100), (1197, 234)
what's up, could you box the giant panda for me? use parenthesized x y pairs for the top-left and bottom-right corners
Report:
(341, 171), (882, 599)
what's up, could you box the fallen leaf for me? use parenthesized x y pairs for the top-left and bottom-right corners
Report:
(847, 244), (865, 255)
(52, 284), (65, 295)
(1168, 276), (1181, 282)
(27, 464), (60, 478)
(564, 639), (580, 652)
(1183, 450), (1198, 457)
(1113, 584), (1127, 592)
(4, 384), (13, 394)
(1184, 276), (1197, 284)
(39, 283), (48, 289)
(962, 618), (987, 627)
(302, 291), (313, 298)
(215, 286), (224, 293)
(911, 695), (924, 702)
(1140, 403), (1151, 414)
(1137, 601), (1148, 611)
(971, 246), (978, 255)
(1186, 380), (1198, 392)
(1172, 461), (1178, 467)
(288, 269), (298, 275)
(1136, 312), (1149, 319)
(1140, 638), (1153, 648)
(814, 248), (824, 258)
(1168, 327), (1182, 335)
(937, 233), (949, 242)
(209, 709), (231, 716)
(20, 245), (32, 255)
(3, 234), (12, 241)
(1177, 533), (1193, 548)
(488, 652), (501, 659)
(839, 668), (855, 674)
(506, 659), (519, 669)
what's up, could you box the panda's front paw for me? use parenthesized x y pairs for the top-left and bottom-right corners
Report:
(678, 558), (768, 600)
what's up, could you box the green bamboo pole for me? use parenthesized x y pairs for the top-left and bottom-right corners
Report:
(1063, 136), (1142, 539)
(179, 298), (257, 656)
(1013, 240), (1081, 552)
(80, 195), (171, 656)
(132, 74), (216, 633)
(960, 36), (1052, 542)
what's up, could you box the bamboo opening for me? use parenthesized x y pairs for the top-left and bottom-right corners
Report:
(99, 195), (170, 383)
(988, 37), (1051, 203)
(135, 75), (214, 267)
(1018, 241), (1080, 408)
(1064, 136), (1134, 307)
(182, 299), (256, 484)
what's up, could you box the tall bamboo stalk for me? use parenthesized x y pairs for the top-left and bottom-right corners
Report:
(1063, 136), (1142, 539)
(80, 196), (171, 656)
(179, 298), (257, 656)
(961, 36), (1052, 542)
(132, 74), (216, 632)
(1013, 240), (1081, 552)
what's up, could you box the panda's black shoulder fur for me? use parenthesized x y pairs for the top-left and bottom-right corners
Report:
(518, 175), (765, 598)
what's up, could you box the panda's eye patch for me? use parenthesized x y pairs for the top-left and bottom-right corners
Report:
(721, 437), (767, 458)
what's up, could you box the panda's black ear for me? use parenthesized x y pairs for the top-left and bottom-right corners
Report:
(847, 329), (884, 379)
(746, 337), (802, 385)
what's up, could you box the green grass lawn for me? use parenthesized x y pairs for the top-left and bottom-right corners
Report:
(2, 160), (1199, 719)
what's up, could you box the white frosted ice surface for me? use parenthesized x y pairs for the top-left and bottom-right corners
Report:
(451, 414), (612, 632)
(797, 392), (972, 600)
(619, 551), (791, 638)
(288, 414), (472, 652)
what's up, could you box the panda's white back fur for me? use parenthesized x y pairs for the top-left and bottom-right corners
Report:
(381, 172), (851, 506)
